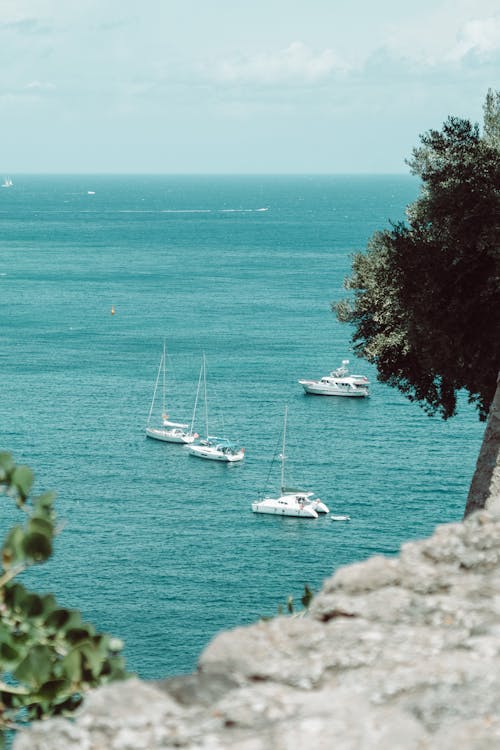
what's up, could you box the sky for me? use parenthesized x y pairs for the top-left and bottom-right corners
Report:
(0, 0), (498, 173)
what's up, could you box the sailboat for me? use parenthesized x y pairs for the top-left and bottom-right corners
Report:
(187, 354), (245, 462)
(145, 341), (198, 444)
(251, 406), (329, 517)
(1, 177), (13, 188)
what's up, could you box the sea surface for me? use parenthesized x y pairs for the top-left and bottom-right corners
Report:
(0, 175), (484, 679)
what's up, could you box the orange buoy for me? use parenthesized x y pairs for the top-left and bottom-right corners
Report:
(111, 306), (115, 315)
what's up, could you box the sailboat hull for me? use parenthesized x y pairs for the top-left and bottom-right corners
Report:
(146, 342), (197, 445)
(188, 444), (244, 462)
(146, 427), (195, 444)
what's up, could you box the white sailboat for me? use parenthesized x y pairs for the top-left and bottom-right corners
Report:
(188, 354), (245, 462)
(1, 177), (13, 188)
(145, 341), (198, 444)
(251, 406), (329, 518)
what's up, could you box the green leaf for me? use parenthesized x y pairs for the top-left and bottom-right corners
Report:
(44, 608), (82, 633)
(65, 627), (93, 645)
(61, 650), (82, 684)
(0, 640), (21, 666)
(34, 491), (56, 511)
(22, 531), (52, 562)
(2, 525), (25, 569)
(27, 517), (54, 539)
(21, 592), (45, 617)
(0, 451), (14, 478)
(37, 679), (71, 701)
(14, 645), (54, 689)
(4, 582), (29, 612)
(80, 643), (104, 679)
(11, 466), (34, 499)
(40, 592), (57, 617)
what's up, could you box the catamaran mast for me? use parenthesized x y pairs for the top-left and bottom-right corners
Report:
(280, 405), (288, 493)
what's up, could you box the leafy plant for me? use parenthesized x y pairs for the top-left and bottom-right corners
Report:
(0, 452), (128, 746)
(276, 584), (314, 615)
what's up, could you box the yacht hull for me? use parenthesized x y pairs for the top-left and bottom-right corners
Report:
(299, 380), (369, 397)
(251, 496), (318, 518)
(146, 427), (195, 444)
(188, 445), (244, 462)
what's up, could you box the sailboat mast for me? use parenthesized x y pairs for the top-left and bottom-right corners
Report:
(190, 361), (203, 434)
(147, 350), (163, 426)
(281, 405), (287, 493)
(203, 353), (209, 440)
(162, 339), (167, 417)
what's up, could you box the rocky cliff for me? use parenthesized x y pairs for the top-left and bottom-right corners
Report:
(14, 507), (500, 749)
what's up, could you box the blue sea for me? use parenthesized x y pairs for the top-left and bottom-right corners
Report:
(0, 175), (484, 679)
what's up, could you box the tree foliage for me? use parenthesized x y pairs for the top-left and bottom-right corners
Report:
(333, 90), (500, 420)
(0, 452), (128, 746)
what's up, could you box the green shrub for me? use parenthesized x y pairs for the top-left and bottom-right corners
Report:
(0, 452), (128, 746)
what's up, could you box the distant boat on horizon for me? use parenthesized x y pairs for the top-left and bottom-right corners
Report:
(2, 177), (13, 188)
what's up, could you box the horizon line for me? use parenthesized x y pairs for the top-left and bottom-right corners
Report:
(2, 171), (413, 177)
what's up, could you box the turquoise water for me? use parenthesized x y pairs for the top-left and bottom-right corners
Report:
(0, 175), (484, 678)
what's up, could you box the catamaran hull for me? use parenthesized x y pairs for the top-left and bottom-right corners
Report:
(251, 501), (318, 518)
(188, 445), (244, 462)
(299, 380), (369, 397)
(146, 427), (195, 444)
(310, 500), (329, 513)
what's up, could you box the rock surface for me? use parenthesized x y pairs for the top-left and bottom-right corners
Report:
(14, 509), (500, 749)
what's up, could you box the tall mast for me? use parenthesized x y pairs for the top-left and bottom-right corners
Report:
(203, 353), (209, 440)
(147, 349), (163, 426)
(280, 405), (287, 493)
(161, 339), (167, 417)
(190, 360), (203, 435)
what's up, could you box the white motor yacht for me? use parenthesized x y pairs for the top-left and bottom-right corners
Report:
(299, 359), (369, 397)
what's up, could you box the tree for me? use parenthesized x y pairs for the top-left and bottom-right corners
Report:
(0, 453), (128, 747)
(333, 90), (500, 517)
(484, 87), (500, 150)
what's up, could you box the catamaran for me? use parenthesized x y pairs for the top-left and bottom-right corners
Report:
(251, 406), (329, 518)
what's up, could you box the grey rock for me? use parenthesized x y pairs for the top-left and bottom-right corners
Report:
(13, 510), (500, 749)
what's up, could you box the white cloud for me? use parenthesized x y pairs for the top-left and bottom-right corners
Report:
(24, 80), (55, 90)
(210, 42), (350, 86)
(448, 16), (500, 60)
(383, 8), (500, 67)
